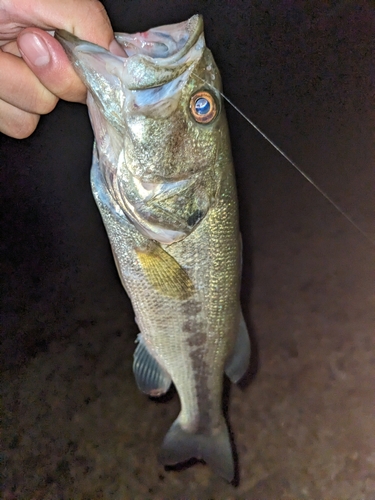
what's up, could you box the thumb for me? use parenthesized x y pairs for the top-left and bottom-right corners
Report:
(18, 28), (88, 103)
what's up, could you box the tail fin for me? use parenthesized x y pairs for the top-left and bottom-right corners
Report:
(158, 418), (234, 482)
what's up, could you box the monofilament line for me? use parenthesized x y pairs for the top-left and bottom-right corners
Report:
(222, 93), (375, 247)
(193, 73), (374, 247)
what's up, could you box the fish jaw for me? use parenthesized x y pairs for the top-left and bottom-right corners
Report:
(55, 29), (128, 135)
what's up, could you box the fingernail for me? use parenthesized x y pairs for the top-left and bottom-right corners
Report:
(18, 33), (51, 67)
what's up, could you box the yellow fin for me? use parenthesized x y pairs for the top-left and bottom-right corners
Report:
(135, 245), (194, 300)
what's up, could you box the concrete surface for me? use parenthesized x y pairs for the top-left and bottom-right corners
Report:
(1, 1), (375, 498)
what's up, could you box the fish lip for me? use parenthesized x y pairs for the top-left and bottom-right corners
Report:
(55, 29), (92, 56)
(54, 29), (120, 71)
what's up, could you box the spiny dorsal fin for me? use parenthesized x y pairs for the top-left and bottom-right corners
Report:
(135, 244), (194, 300)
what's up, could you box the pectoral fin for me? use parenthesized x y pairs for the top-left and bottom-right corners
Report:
(135, 245), (194, 300)
(133, 334), (172, 397)
(225, 311), (251, 383)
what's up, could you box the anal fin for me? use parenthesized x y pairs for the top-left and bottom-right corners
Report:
(133, 334), (172, 397)
(225, 311), (251, 383)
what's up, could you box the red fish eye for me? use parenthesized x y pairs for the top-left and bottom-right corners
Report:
(189, 91), (217, 124)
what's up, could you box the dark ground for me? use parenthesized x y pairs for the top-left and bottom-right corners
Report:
(1, 1), (375, 498)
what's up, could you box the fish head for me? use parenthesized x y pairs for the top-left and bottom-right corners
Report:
(56, 15), (229, 244)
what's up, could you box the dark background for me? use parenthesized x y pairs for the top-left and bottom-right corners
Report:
(2, 0), (374, 368)
(2, 1), (375, 498)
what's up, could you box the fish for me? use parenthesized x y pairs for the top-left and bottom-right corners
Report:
(55, 14), (250, 482)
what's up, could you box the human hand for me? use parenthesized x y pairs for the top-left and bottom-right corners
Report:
(0, 0), (118, 138)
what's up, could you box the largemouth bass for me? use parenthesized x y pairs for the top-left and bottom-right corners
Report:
(56, 15), (250, 482)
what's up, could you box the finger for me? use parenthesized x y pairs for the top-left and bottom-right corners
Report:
(0, 48), (58, 114)
(0, 98), (40, 139)
(3, 0), (113, 48)
(18, 29), (88, 103)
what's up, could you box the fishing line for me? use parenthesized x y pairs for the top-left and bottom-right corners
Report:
(193, 72), (375, 247)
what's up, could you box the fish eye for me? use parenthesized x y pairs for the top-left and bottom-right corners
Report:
(189, 91), (217, 124)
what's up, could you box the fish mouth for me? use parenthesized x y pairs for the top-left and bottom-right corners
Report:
(55, 15), (205, 91)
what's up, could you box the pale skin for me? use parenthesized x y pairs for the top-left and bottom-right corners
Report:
(0, 0), (123, 138)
